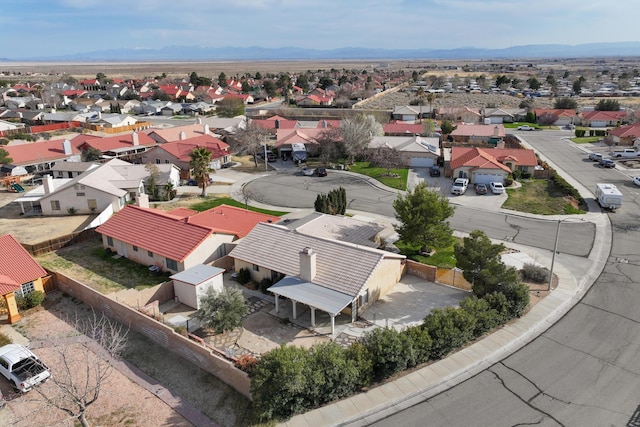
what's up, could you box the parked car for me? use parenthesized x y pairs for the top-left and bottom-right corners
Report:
(186, 179), (197, 186)
(429, 165), (441, 177)
(632, 176), (640, 187)
(266, 153), (277, 162)
(0, 344), (51, 393)
(599, 158), (616, 168)
(588, 153), (603, 162)
(316, 167), (328, 177)
(221, 162), (234, 169)
(301, 167), (315, 176)
(474, 183), (488, 195)
(490, 182), (505, 194)
(565, 123), (575, 130)
(517, 125), (535, 131)
(451, 178), (469, 195)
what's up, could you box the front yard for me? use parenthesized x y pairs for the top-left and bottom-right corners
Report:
(503, 179), (586, 215)
(347, 161), (409, 189)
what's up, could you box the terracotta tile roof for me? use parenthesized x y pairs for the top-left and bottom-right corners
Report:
(383, 121), (423, 134)
(450, 147), (537, 171)
(96, 205), (213, 262)
(316, 119), (341, 129)
(252, 115), (298, 130)
(80, 132), (156, 152)
(532, 108), (578, 118)
(450, 124), (505, 137)
(0, 234), (47, 293)
(165, 207), (198, 218)
(186, 205), (280, 238)
(275, 128), (323, 147)
(582, 110), (627, 121)
(155, 135), (229, 161)
(4, 134), (99, 166)
(608, 122), (640, 138)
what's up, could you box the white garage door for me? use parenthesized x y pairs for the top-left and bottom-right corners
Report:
(409, 157), (435, 168)
(473, 173), (504, 185)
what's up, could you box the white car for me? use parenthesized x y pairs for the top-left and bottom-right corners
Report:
(301, 167), (315, 176)
(633, 176), (640, 187)
(517, 125), (534, 131)
(490, 182), (505, 194)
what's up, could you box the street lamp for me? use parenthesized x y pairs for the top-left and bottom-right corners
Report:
(548, 218), (586, 291)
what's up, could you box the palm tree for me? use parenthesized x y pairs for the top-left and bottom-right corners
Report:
(189, 147), (212, 197)
(415, 87), (425, 122)
(426, 92), (436, 119)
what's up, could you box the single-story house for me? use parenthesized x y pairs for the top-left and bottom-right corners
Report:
(369, 135), (440, 167)
(275, 128), (322, 158)
(171, 264), (225, 310)
(483, 108), (526, 124)
(96, 204), (280, 273)
(251, 115), (299, 134)
(0, 234), (50, 323)
(228, 220), (406, 335)
(383, 121), (424, 136)
(51, 161), (99, 179)
(581, 110), (627, 128)
(77, 131), (157, 163)
(531, 109), (579, 127)
(449, 124), (506, 145)
(146, 121), (219, 144)
(88, 113), (139, 128)
(392, 106), (424, 122)
(450, 146), (538, 184)
(607, 123), (640, 146)
(436, 107), (482, 124)
(140, 134), (230, 180)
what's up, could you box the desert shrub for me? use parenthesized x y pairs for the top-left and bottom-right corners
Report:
(499, 282), (531, 318)
(235, 354), (258, 374)
(344, 342), (373, 389)
(307, 342), (361, 405)
(26, 290), (45, 308)
(504, 177), (514, 187)
(521, 263), (549, 283)
(403, 325), (432, 367)
(237, 268), (251, 285)
(511, 170), (522, 181)
(0, 332), (11, 347)
(575, 129), (586, 137)
(422, 307), (476, 359)
(483, 291), (512, 324)
(362, 327), (415, 381)
(15, 295), (28, 310)
(460, 296), (503, 337)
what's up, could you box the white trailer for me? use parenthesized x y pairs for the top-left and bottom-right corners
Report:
(595, 183), (623, 210)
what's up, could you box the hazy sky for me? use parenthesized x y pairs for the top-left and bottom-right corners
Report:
(2, 0), (638, 58)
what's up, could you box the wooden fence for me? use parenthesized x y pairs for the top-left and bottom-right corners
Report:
(21, 228), (98, 256)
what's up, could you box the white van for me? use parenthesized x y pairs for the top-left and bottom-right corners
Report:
(595, 183), (622, 210)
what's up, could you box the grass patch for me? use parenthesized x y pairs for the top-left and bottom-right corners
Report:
(570, 136), (602, 144)
(348, 162), (408, 190)
(503, 179), (587, 215)
(189, 197), (289, 216)
(395, 238), (460, 268)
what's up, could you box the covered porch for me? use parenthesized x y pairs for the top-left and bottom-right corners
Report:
(268, 276), (355, 337)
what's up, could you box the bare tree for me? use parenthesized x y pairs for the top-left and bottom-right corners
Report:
(315, 127), (344, 164)
(369, 145), (405, 176)
(235, 122), (272, 167)
(340, 114), (383, 164)
(33, 312), (128, 427)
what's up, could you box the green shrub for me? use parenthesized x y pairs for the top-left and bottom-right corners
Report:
(460, 296), (503, 337)
(499, 282), (531, 318)
(504, 177), (514, 187)
(575, 129), (586, 137)
(259, 278), (273, 294)
(0, 332), (11, 347)
(362, 327), (414, 381)
(483, 291), (512, 324)
(403, 325), (432, 367)
(237, 268), (251, 285)
(511, 170), (522, 181)
(26, 291), (45, 308)
(307, 342), (361, 406)
(344, 342), (373, 389)
(422, 307), (476, 359)
(15, 295), (28, 310)
(521, 263), (549, 283)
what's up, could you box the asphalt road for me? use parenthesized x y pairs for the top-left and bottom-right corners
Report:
(370, 131), (640, 426)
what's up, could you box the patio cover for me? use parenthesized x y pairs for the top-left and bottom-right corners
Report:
(268, 275), (353, 316)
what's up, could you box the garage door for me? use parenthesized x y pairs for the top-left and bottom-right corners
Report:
(409, 157), (435, 168)
(473, 173), (504, 184)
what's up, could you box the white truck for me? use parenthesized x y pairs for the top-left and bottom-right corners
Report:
(595, 183), (623, 210)
(451, 178), (469, 195)
(0, 344), (51, 392)
(610, 148), (639, 158)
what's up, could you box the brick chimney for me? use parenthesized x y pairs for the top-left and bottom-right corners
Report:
(299, 247), (316, 282)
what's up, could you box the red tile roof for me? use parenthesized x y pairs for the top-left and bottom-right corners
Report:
(608, 122), (640, 138)
(96, 205), (213, 262)
(4, 134), (99, 166)
(275, 128), (324, 147)
(451, 147), (537, 171)
(383, 121), (423, 134)
(186, 205), (280, 238)
(450, 124), (506, 137)
(146, 123), (216, 143)
(316, 119), (341, 129)
(0, 234), (47, 293)
(79, 132), (156, 153)
(165, 207), (198, 218)
(252, 115), (298, 130)
(582, 110), (627, 121)
(156, 135), (229, 162)
(532, 109), (577, 118)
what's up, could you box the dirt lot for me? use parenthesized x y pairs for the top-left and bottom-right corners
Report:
(0, 294), (193, 427)
(0, 189), (93, 244)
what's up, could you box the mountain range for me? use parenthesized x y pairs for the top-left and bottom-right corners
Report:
(6, 42), (640, 62)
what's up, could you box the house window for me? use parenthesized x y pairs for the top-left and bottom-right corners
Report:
(107, 236), (113, 246)
(16, 281), (35, 298)
(148, 251), (153, 258)
(57, 171), (63, 178)
(252, 264), (259, 272)
(132, 246), (138, 252)
(155, 159), (161, 164)
(76, 192), (85, 197)
(87, 199), (97, 210)
(165, 160), (170, 164)
(166, 258), (178, 271)
(359, 289), (369, 307)
(50, 200), (61, 211)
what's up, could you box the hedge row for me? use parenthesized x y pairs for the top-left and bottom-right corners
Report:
(249, 282), (530, 421)
(550, 170), (583, 203)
